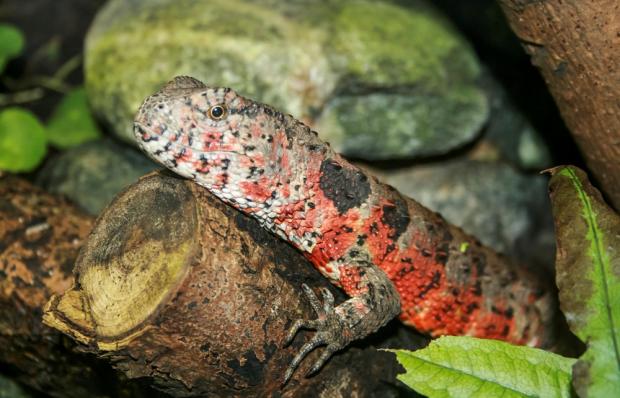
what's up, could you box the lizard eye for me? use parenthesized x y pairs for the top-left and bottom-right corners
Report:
(208, 105), (227, 120)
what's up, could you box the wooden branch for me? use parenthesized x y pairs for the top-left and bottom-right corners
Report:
(497, 1), (620, 209)
(43, 171), (423, 397)
(0, 176), (161, 398)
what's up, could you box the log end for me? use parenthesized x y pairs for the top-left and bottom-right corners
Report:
(44, 171), (198, 350)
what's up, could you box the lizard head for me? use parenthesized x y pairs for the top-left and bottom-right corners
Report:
(134, 76), (287, 205)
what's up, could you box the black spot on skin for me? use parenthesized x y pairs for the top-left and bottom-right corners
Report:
(502, 325), (510, 337)
(401, 257), (412, 264)
(284, 127), (296, 143)
(141, 135), (159, 142)
(200, 342), (210, 352)
(491, 305), (501, 314)
(504, 307), (514, 319)
(369, 222), (379, 235)
(356, 234), (367, 246)
(397, 266), (414, 278)
(418, 271), (441, 298)
(466, 302), (479, 314)
(381, 197), (410, 241)
(435, 250), (449, 265)
(472, 254), (485, 276)
(319, 159), (371, 214)
(308, 144), (320, 151)
(173, 147), (187, 159)
(188, 301), (197, 310)
(473, 280), (482, 296)
(385, 243), (396, 254)
(307, 202), (315, 209)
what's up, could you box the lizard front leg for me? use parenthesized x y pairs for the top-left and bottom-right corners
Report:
(283, 264), (401, 383)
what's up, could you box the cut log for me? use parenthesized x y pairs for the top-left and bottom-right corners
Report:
(43, 171), (424, 397)
(0, 175), (162, 398)
(497, 0), (620, 210)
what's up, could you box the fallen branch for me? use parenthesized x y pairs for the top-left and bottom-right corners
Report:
(43, 171), (422, 397)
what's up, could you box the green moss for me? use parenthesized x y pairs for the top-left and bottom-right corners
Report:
(317, 86), (488, 160)
(331, 1), (480, 87)
(85, 0), (486, 158)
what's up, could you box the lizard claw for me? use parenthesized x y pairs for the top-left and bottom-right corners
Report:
(282, 283), (349, 385)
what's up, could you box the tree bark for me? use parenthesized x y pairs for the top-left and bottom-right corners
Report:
(0, 175), (163, 398)
(43, 171), (426, 397)
(497, 0), (620, 209)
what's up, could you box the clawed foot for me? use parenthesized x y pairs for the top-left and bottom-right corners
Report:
(282, 283), (349, 385)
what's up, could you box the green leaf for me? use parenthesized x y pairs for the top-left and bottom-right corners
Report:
(0, 108), (47, 172)
(389, 336), (575, 398)
(548, 165), (620, 397)
(0, 24), (24, 72)
(46, 88), (102, 148)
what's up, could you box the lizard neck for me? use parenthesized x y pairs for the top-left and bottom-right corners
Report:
(199, 110), (334, 252)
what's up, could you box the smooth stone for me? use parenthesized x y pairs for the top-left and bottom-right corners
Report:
(85, 0), (488, 160)
(37, 139), (159, 215)
(372, 159), (555, 269)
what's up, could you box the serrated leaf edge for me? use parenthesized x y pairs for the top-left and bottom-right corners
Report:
(393, 349), (535, 397)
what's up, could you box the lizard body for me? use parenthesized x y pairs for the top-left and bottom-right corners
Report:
(134, 76), (556, 382)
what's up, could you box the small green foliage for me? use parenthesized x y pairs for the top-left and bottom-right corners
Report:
(459, 242), (469, 253)
(0, 23), (24, 72)
(0, 108), (47, 172)
(389, 336), (575, 398)
(548, 165), (620, 397)
(47, 88), (102, 148)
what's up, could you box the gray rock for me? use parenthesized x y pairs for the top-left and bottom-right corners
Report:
(85, 0), (488, 160)
(373, 159), (555, 269)
(37, 139), (158, 215)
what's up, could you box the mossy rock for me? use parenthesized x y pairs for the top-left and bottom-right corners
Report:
(85, 0), (488, 160)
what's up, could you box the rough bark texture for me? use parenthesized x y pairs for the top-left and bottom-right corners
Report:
(0, 175), (163, 398)
(497, 0), (620, 210)
(43, 171), (426, 397)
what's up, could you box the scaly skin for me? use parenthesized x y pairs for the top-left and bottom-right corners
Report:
(134, 76), (557, 383)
